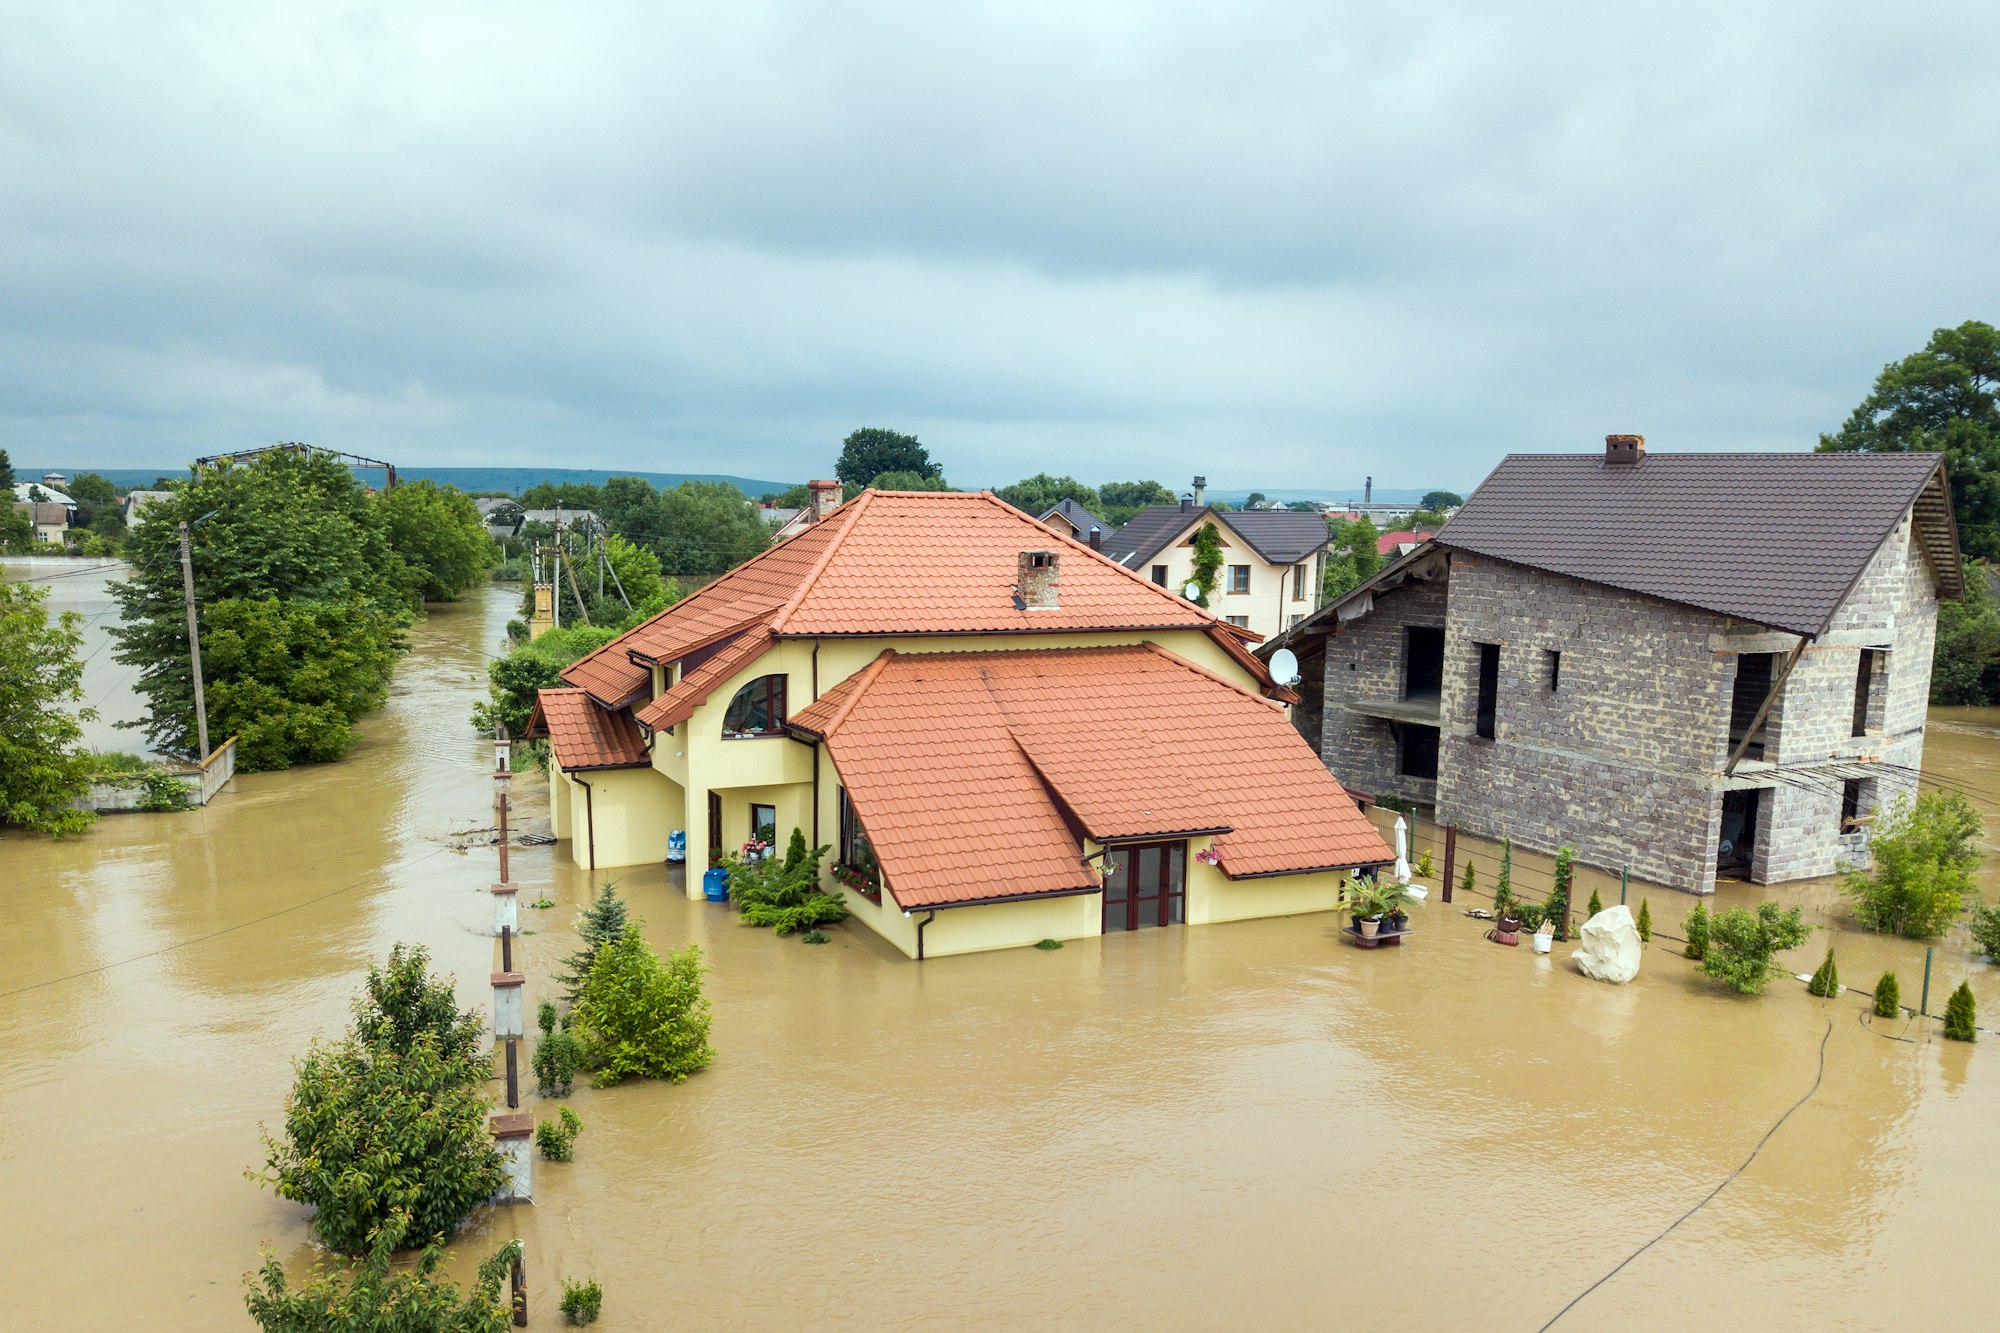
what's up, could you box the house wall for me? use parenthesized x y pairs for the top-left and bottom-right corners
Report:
(1191, 858), (1349, 924)
(1434, 555), (1733, 894)
(1130, 515), (1319, 641)
(1316, 571), (1449, 808)
(552, 762), (681, 870)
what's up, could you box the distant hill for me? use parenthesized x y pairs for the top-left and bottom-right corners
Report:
(1209, 485), (1439, 506)
(22, 465), (800, 498)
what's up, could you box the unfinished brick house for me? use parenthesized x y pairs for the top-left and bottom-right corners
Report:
(1263, 436), (1963, 894)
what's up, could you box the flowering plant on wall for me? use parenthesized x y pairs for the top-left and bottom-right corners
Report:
(831, 862), (880, 898)
(1194, 848), (1222, 867)
(740, 838), (771, 861)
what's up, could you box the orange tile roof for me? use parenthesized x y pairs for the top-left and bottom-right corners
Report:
(789, 644), (1391, 908)
(633, 625), (775, 731)
(524, 689), (650, 771)
(560, 491), (1291, 702)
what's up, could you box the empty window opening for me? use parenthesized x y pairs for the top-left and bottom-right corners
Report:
(1729, 653), (1776, 761)
(1228, 565), (1251, 595)
(1852, 649), (1877, 737)
(1404, 627), (1446, 702)
(1151, 564), (1169, 586)
(1398, 723), (1440, 780)
(1474, 642), (1500, 740)
(1546, 649), (1561, 691)
(1840, 778), (1877, 831)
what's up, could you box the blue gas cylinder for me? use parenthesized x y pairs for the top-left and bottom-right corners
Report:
(702, 865), (730, 902)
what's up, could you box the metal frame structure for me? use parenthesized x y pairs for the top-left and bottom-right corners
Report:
(191, 441), (397, 490)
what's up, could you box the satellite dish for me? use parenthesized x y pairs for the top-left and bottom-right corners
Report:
(1270, 647), (1300, 686)
(1184, 581), (1203, 601)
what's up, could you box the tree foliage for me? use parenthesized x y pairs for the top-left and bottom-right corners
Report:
(1932, 562), (2000, 704)
(1944, 980), (1977, 1042)
(377, 480), (498, 601)
(834, 427), (940, 488)
(994, 473), (1101, 517)
(574, 930), (714, 1086)
(259, 947), (501, 1255)
(1819, 320), (2000, 559)
(557, 881), (631, 1006)
(245, 1217), (519, 1333)
(0, 577), (98, 836)
(1700, 901), (1812, 994)
(1843, 791), (1983, 937)
(0, 447), (13, 489)
(1420, 490), (1463, 511)
(869, 469), (951, 491)
(533, 999), (582, 1097)
(1972, 899), (2000, 963)
(1189, 522), (1223, 607)
(1321, 516), (1384, 602)
(0, 505), (36, 554)
(1683, 901), (1709, 960)
(471, 623), (624, 740)
(725, 830), (845, 935)
(108, 451), (411, 765)
(1097, 479), (1176, 525)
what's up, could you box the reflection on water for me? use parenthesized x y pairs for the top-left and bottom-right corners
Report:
(2, 587), (1996, 1329)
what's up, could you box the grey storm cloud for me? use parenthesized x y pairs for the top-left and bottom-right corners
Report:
(2, 0), (1997, 492)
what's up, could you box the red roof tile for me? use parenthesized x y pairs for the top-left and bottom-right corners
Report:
(790, 644), (1390, 907)
(633, 625), (775, 731)
(524, 689), (650, 771)
(561, 491), (1295, 702)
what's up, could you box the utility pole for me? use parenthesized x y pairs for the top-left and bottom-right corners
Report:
(177, 521), (211, 760)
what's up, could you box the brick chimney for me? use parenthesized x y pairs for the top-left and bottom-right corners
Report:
(807, 479), (841, 522)
(1605, 434), (1645, 465)
(1016, 550), (1060, 609)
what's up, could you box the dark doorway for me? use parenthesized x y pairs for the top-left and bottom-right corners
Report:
(1729, 654), (1775, 760)
(1474, 642), (1500, 740)
(708, 790), (723, 864)
(1102, 842), (1187, 932)
(1718, 789), (1761, 873)
(1404, 626), (1445, 702)
(1397, 723), (1439, 779)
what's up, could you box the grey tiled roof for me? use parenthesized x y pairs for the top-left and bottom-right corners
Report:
(1437, 451), (1958, 636)
(1038, 498), (1107, 540)
(1104, 504), (1331, 568)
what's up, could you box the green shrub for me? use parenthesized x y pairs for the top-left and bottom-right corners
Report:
(1807, 947), (1840, 998)
(574, 929), (714, 1086)
(1549, 845), (1576, 939)
(136, 767), (192, 812)
(533, 1001), (582, 1098)
(1701, 902), (1811, 995)
(1843, 791), (1984, 938)
(1035, 938), (1063, 950)
(1458, 860), (1476, 898)
(1683, 903), (1710, 960)
(1516, 901), (1548, 933)
(726, 832), (845, 935)
(257, 946), (500, 1253)
(560, 1276), (604, 1325)
(1971, 900), (2000, 962)
(537, 1107), (583, 1161)
(1415, 849), (1435, 879)
(1635, 898), (1652, 942)
(1585, 887), (1603, 920)
(1873, 971), (1901, 1018)
(246, 1214), (519, 1332)
(1494, 840), (1516, 918)
(802, 929), (830, 944)
(558, 881), (630, 1004)
(1944, 980), (1977, 1042)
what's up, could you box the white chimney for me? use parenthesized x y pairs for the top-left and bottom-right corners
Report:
(1192, 475), (1207, 507)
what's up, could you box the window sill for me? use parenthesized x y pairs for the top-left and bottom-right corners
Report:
(722, 730), (785, 740)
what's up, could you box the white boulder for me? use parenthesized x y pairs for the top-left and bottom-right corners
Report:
(1571, 904), (1643, 984)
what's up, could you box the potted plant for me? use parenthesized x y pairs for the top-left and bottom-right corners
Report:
(1377, 880), (1415, 933)
(1341, 874), (1386, 936)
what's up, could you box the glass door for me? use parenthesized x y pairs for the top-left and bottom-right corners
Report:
(1102, 842), (1187, 931)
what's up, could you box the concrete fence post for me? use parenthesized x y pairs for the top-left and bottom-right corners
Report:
(488, 1112), (534, 1204)
(492, 883), (518, 937)
(492, 972), (525, 1040)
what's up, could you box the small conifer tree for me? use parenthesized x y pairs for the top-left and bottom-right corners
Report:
(1459, 860), (1476, 897)
(1807, 947), (1839, 998)
(559, 881), (630, 1004)
(1586, 887), (1603, 920)
(1635, 898), (1652, 942)
(1495, 840), (1515, 917)
(1873, 971), (1900, 1018)
(1683, 902), (1709, 960)
(1943, 980), (1977, 1042)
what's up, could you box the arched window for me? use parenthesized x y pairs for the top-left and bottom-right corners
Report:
(722, 673), (787, 737)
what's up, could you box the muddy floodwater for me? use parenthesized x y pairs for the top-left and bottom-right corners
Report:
(5, 585), (1999, 1329)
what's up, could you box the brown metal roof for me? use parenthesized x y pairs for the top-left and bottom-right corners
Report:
(1436, 451), (1959, 636)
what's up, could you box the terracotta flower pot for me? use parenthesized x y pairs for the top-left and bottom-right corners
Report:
(1359, 917), (1381, 939)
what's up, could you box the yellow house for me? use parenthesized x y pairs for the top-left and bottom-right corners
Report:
(1101, 497), (1331, 640)
(529, 489), (1390, 958)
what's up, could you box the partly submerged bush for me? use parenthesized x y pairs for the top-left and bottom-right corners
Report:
(1683, 902), (1710, 960)
(1873, 971), (1901, 1018)
(245, 1213), (519, 1332)
(1944, 980), (1977, 1042)
(533, 1000), (583, 1098)
(537, 1107), (584, 1162)
(573, 929), (714, 1086)
(1807, 947), (1840, 998)
(560, 1276), (604, 1325)
(1700, 902), (1812, 995)
(1843, 791), (1983, 938)
(726, 830), (845, 936)
(1635, 898), (1653, 943)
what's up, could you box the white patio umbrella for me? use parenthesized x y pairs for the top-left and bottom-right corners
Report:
(1393, 815), (1412, 886)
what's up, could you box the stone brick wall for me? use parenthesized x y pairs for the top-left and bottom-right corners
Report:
(1316, 568), (1448, 807)
(1433, 555), (1734, 892)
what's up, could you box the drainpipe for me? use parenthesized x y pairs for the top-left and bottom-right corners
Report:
(811, 739), (821, 849)
(574, 774), (598, 871)
(916, 909), (937, 961)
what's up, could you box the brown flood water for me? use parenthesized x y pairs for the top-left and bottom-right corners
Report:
(4, 585), (1998, 1329)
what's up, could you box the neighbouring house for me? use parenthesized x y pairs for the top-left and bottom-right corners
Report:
(1375, 528), (1438, 559)
(12, 499), (71, 544)
(1103, 478), (1332, 639)
(122, 490), (175, 527)
(474, 497), (525, 538)
(515, 507), (602, 539)
(1036, 498), (1111, 549)
(526, 488), (1390, 958)
(1262, 435), (1962, 896)
(758, 504), (801, 529)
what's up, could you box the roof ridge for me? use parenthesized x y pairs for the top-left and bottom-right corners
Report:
(809, 647), (897, 739)
(771, 489), (873, 631)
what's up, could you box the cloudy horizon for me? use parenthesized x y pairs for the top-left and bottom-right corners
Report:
(3, 1), (1996, 493)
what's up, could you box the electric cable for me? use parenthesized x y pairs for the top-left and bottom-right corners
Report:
(1536, 1018), (1833, 1330)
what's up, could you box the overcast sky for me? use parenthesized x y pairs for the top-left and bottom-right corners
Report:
(3, 2), (1996, 492)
